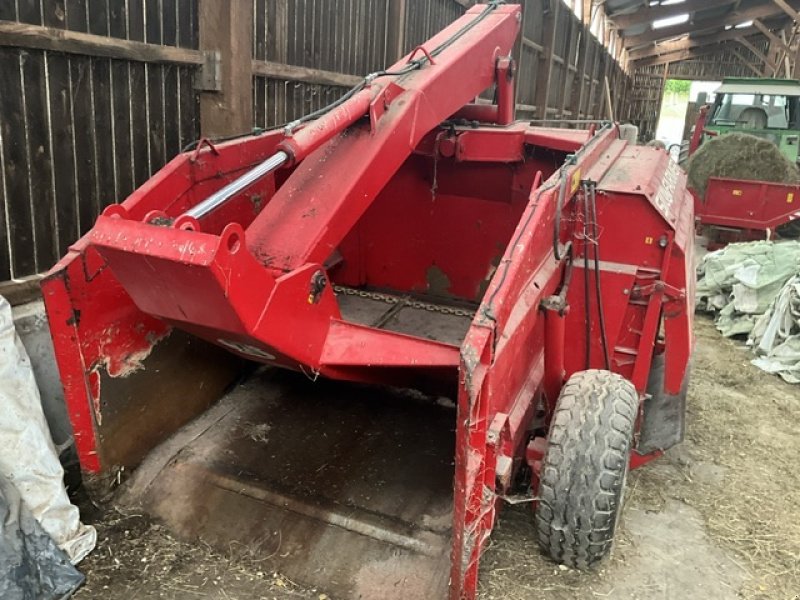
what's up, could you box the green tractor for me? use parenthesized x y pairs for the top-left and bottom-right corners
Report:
(705, 77), (800, 163)
(687, 77), (800, 244)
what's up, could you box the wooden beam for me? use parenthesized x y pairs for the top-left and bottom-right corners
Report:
(0, 275), (43, 306)
(773, 0), (800, 20)
(583, 0), (592, 26)
(610, 0), (737, 30)
(251, 60), (361, 88)
(624, 0), (800, 48)
(629, 26), (761, 60)
(534, 0), (559, 119)
(0, 19), (204, 65)
(198, 0), (253, 137)
(558, 17), (577, 118)
(731, 47), (768, 74)
(634, 40), (748, 66)
(574, 19), (592, 117)
(738, 35), (779, 69)
(386, 0), (407, 62)
(753, 18), (790, 50)
(522, 36), (544, 53)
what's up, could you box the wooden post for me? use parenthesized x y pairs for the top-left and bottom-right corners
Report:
(534, 0), (559, 119)
(198, 0), (253, 137)
(574, 17), (591, 118)
(386, 0), (408, 63)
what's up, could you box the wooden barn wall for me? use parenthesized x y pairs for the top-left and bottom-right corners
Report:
(622, 65), (665, 142)
(0, 0), (200, 281)
(1, 0), (633, 283)
(252, 0), (633, 128)
(668, 45), (770, 81)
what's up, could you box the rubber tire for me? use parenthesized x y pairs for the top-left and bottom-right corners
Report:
(777, 219), (800, 239)
(535, 369), (638, 570)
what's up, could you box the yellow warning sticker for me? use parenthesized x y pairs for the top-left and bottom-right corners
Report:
(788, 193), (795, 204)
(732, 189), (743, 196)
(570, 169), (582, 195)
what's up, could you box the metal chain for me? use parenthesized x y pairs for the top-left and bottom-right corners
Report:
(333, 285), (475, 318)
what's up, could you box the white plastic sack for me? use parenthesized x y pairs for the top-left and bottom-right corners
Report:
(696, 240), (800, 337)
(750, 277), (800, 383)
(0, 296), (96, 564)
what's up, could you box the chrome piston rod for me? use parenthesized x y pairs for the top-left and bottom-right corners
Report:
(184, 150), (289, 219)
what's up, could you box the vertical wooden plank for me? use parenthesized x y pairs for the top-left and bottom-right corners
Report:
(163, 64), (180, 155)
(161, 1), (179, 158)
(557, 14), (575, 118)
(110, 59), (134, 199)
(21, 50), (58, 270)
(0, 48), (35, 276)
(146, 0), (168, 169)
(43, 0), (67, 28)
(255, 0), (266, 61)
(69, 56), (98, 235)
(47, 53), (79, 255)
(0, 130), (11, 279)
(0, 2), (16, 21)
(92, 58), (118, 207)
(17, 0), (42, 25)
(128, 0), (150, 184)
(128, 0), (145, 41)
(180, 66), (199, 146)
(534, 0), (558, 119)
(163, 0), (178, 45)
(198, 0), (254, 136)
(587, 40), (601, 118)
(108, 1), (134, 199)
(65, 0), (88, 31)
(574, 14), (590, 118)
(386, 0), (407, 63)
(87, 0), (109, 35)
(130, 62), (150, 186)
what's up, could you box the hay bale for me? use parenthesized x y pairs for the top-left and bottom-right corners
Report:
(687, 132), (800, 197)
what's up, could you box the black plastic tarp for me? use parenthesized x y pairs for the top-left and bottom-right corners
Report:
(0, 473), (83, 600)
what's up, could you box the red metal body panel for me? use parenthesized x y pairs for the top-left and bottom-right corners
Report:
(695, 177), (800, 231)
(689, 104), (800, 241)
(43, 6), (693, 599)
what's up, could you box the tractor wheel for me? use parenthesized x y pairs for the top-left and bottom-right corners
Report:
(535, 369), (638, 570)
(777, 219), (800, 239)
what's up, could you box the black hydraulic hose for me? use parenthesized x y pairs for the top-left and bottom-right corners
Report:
(589, 181), (611, 370)
(557, 241), (574, 302)
(552, 154), (578, 261)
(553, 175), (568, 261)
(183, 1), (506, 152)
(582, 185), (592, 370)
(483, 122), (614, 323)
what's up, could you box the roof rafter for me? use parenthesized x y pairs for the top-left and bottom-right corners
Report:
(629, 25), (763, 60)
(623, 0), (800, 48)
(737, 35), (779, 69)
(773, 0), (800, 20)
(609, 0), (737, 30)
(752, 18), (791, 51)
(633, 39), (760, 67)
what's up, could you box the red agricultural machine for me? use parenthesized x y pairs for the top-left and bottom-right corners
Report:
(42, 3), (694, 599)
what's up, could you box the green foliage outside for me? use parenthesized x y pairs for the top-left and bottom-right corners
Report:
(664, 79), (691, 95)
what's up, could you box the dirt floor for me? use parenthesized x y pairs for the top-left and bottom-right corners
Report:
(71, 316), (800, 600)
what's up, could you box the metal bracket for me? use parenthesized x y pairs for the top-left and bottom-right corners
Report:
(633, 281), (685, 301)
(195, 50), (222, 92)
